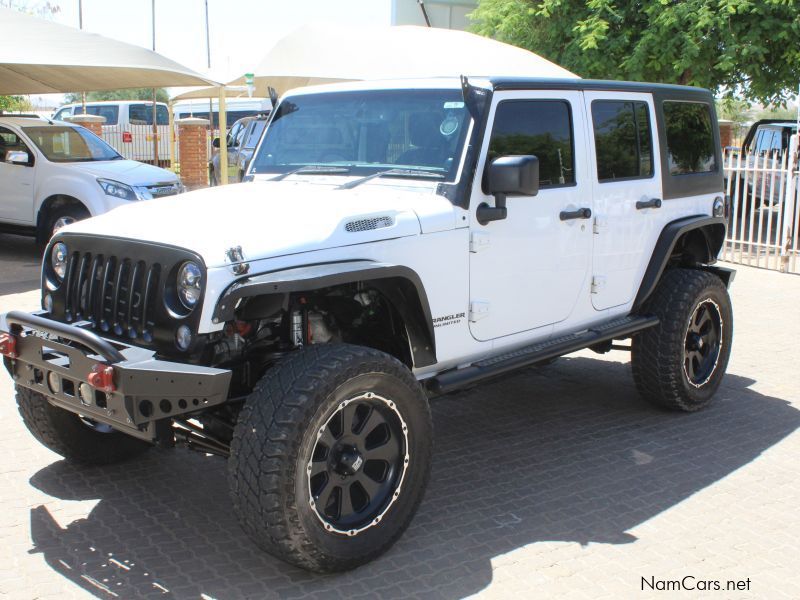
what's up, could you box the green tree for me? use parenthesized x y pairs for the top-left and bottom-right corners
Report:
(0, 95), (32, 112)
(64, 88), (170, 104)
(470, 0), (800, 104)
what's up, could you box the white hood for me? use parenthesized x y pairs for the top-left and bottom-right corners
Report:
(69, 159), (179, 185)
(60, 180), (458, 267)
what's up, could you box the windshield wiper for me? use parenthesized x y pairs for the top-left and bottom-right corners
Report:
(337, 168), (445, 190)
(269, 165), (351, 181)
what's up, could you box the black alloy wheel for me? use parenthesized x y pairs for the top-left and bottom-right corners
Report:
(307, 392), (409, 536)
(683, 299), (723, 387)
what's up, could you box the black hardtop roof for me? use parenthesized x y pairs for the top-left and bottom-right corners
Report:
(489, 77), (713, 98)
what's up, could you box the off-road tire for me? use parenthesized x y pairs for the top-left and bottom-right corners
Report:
(228, 344), (433, 573)
(632, 269), (732, 411)
(16, 386), (151, 464)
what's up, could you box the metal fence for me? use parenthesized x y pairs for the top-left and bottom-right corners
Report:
(100, 123), (171, 167)
(722, 134), (800, 274)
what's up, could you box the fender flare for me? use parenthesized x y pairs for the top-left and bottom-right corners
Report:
(212, 260), (437, 367)
(632, 215), (728, 312)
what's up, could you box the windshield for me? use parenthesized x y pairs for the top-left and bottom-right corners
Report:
(22, 125), (122, 162)
(245, 120), (267, 149)
(250, 89), (471, 181)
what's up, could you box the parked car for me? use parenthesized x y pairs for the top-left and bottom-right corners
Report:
(725, 119), (798, 212)
(0, 115), (183, 241)
(1, 77), (733, 573)
(173, 97), (271, 129)
(209, 115), (269, 184)
(52, 100), (170, 163)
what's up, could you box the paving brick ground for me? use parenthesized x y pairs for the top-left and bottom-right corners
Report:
(0, 231), (798, 599)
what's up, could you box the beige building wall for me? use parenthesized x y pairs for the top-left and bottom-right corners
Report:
(391, 0), (478, 31)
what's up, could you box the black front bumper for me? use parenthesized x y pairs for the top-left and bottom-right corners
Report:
(2, 311), (231, 441)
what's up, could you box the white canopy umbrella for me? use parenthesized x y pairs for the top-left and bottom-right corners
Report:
(0, 8), (216, 94)
(170, 85), (253, 101)
(229, 24), (579, 96)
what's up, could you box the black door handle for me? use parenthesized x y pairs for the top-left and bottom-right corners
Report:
(559, 207), (592, 221)
(636, 198), (662, 210)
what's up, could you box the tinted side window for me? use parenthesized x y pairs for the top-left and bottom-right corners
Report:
(226, 122), (243, 146)
(75, 105), (119, 125)
(0, 126), (32, 163)
(128, 104), (169, 125)
(592, 100), (653, 181)
(53, 108), (72, 121)
(488, 100), (574, 188)
(663, 101), (716, 175)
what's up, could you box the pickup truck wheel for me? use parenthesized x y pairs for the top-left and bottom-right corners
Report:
(15, 386), (151, 464)
(228, 344), (433, 573)
(45, 204), (90, 240)
(632, 269), (733, 411)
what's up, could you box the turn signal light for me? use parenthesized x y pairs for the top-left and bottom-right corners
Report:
(0, 332), (17, 358)
(87, 364), (116, 392)
(122, 131), (133, 143)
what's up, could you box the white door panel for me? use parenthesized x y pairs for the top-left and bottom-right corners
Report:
(0, 126), (35, 224)
(468, 91), (592, 341)
(583, 92), (664, 310)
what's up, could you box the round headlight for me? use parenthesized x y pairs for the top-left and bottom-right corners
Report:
(177, 261), (202, 309)
(51, 242), (68, 280)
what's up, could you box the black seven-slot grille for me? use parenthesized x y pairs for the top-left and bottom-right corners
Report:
(47, 234), (206, 351)
(62, 252), (161, 341)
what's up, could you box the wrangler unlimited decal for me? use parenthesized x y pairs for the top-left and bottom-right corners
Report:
(433, 312), (466, 328)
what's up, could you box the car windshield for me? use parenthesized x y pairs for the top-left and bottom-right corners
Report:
(22, 125), (122, 162)
(245, 120), (267, 149)
(249, 89), (471, 181)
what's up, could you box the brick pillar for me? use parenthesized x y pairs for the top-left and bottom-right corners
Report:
(64, 113), (106, 136)
(718, 119), (734, 150)
(176, 117), (210, 190)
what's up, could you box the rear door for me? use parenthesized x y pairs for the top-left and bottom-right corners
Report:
(583, 92), (663, 310)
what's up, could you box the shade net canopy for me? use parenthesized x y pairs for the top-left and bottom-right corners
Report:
(229, 24), (579, 96)
(0, 8), (216, 95)
(171, 86), (254, 101)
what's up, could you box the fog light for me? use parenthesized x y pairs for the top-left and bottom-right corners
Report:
(79, 382), (93, 406)
(47, 371), (61, 394)
(43, 293), (53, 313)
(176, 325), (192, 351)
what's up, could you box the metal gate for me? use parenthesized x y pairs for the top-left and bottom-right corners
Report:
(723, 134), (799, 274)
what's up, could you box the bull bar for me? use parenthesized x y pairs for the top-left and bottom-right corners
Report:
(1, 310), (231, 442)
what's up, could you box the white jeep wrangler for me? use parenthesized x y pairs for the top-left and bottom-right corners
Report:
(1, 77), (733, 573)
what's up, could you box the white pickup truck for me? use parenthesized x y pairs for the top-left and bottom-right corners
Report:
(0, 115), (182, 241)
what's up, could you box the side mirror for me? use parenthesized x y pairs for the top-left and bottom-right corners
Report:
(212, 138), (220, 149)
(477, 155), (539, 225)
(5, 150), (30, 166)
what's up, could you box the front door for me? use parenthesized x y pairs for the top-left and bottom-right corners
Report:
(0, 126), (35, 225)
(582, 92), (663, 310)
(468, 91), (593, 341)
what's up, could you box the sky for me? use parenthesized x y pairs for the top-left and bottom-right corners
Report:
(11, 0), (394, 107)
